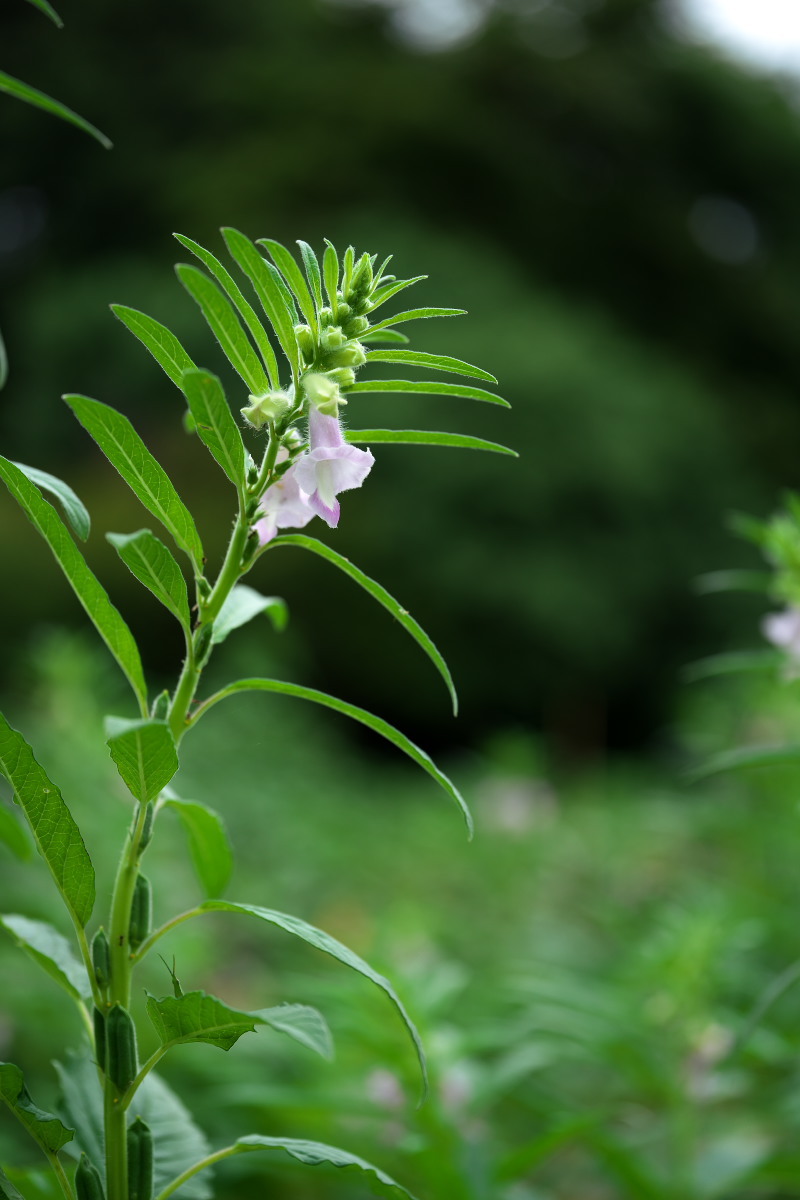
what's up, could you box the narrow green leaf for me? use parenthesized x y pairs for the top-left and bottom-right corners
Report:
(147, 990), (257, 1052)
(265, 261), (299, 324)
(364, 349), (497, 383)
(192, 679), (472, 836)
(0, 324), (7, 391)
(254, 1005), (333, 1060)
(105, 718), (179, 804)
(268, 535), (456, 713)
(360, 330), (410, 346)
(176, 264), (270, 395)
(690, 744), (800, 781)
(199, 901), (427, 1094)
(10, 462), (90, 541)
(0, 456), (148, 708)
(64, 393), (203, 566)
(222, 228), (300, 378)
(210, 585), (288, 645)
(345, 429), (517, 456)
(181, 369), (245, 486)
(367, 276), (427, 311)
(258, 240), (318, 333)
(346, 378), (510, 407)
(0, 914), (91, 1003)
(0, 1064), (73, 1154)
(24, 0), (63, 26)
(107, 530), (190, 629)
(111, 306), (197, 393)
(322, 242), (339, 314)
(682, 650), (783, 683)
(297, 240), (323, 313)
(163, 797), (233, 898)
(0, 713), (94, 927)
(0, 804), (32, 861)
(173, 234), (280, 390)
(0, 1166), (25, 1200)
(367, 307), (467, 333)
(341, 245), (355, 297)
(0, 71), (111, 148)
(694, 569), (773, 595)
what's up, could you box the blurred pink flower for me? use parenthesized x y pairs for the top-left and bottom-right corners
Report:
(254, 461), (314, 546)
(763, 606), (800, 665)
(293, 408), (374, 528)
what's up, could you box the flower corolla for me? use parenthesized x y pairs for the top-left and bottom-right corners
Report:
(253, 452), (314, 547)
(293, 407), (374, 529)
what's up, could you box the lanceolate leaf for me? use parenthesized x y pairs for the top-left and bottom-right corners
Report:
(346, 378), (510, 407)
(367, 307), (466, 332)
(111, 306), (197, 393)
(0, 1063), (73, 1154)
(360, 329), (410, 346)
(11, 462), (90, 541)
(258, 240), (318, 333)
(254, 1005), (333, 1060)
(345, 429), (517, 456)
(297, 240), (323, 313)
(368, 276), (427, 311)
(690, 744), (800, 781)
(176, 264), (270, 396)
(364, 349), (497, 383)
(181, 369), (245, 486)
(199, 900), (427, 1093)
(0, 914), (91, 1003)
(191, 678), (472, 835)
(63, 394), (203, 566)
(0, 456), (148, 709)
(693, 569), (773, 595)
(0, 71), (111, 148)
(105, 718), (179, 804)
(24, 0), (63, 26)
(322, 241), (339, 314)
(210, 585), (288, 644)
(222, 228), (300, 378)
(163, 797), (233, 898)
(107, 530), (190, 629)
(268, 535), (457, 714)
(146, 990), (257, 1053)
(0, 712), (95, 927)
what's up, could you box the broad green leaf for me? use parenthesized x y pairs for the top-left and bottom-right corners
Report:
(345, 429), (517, 456)
(0, 325), (7, 391)
(683, 650), (783, 683)
(181, 369), (245, 486)
(222, 228), (300, 378)
(268, 535), (456, 714)
(322, 241), (339, 313)
(173, 235), (279, 389)
(0, 1063), (73, 1154)
(64, 394), (204, 565)
(0, 457), (147, 708)
(146, 990), (257, 1052)
(364, 349), (497, 383)
(9, 463), (89, 541)
(297, 240), (323, 312)
(0, 72), (111, 148)
(346, 378), (509, 407)
(24, 0), (63, 25)
(254, 1005), (333, 1060)
(199, 900), (427, 1092)
(694, 569), (773, 595)
(690, 744), (800, 781)
(176, 264), (270, 395)
(0, 713), (94, 927)
(111, 306), (196, 393)
(192, 679), (472, 836)
(0, 1166), (25, 1200)
(163, 797), (233, 898)
(258, 239), (318, 333)
(107, 530), (190, 629)
(210, 584), (288, 645)
(105, 718), (179, 804)
(0, 803), (32, 860)
(367, 275), (427, 311)
(367, 307), (466, 333)
(0, 914), (91, 1003)
(360, 330), (410, 346)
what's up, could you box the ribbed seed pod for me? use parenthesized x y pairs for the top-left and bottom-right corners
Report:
(91, 927), (111, 992)
(127, 1116), (154, 1200)
(128, 873), (152, 952)
(93, 1006), (106, 1072)
(75, 1153), (106, 1200)
(105, 1004), (138, 1093)
(138, 802), (155, 853)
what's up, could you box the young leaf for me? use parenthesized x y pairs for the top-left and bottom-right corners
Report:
(24, 0), (63, 26)
(0, 914), (91, 1003)
(210, 585), (288, 645)
(0, 1167), (25, 1200)
(107, 530), (190, 629)
(111, 306), (197, 393)
(146, 990), (257, 1052)
(297, 240), (323, 313)
(267, 535), (456, 714)
(0, 71), (111, 149)
(367, 275), (427, 311)
(345, 429), (517, 456)
(364, 349), (497, 383)
(264, 262), (299, 324)
(181, 369), (246, 486)
(360, 329), (410, 346)
(0, 712), (95, 927)
(191, 679), (472, 835)
(0, 456), (148, 709)
(222, 228), (300, 378)
(163, 797), (233, 898)
(105, 718), (179, 804)
(173, 234), (280, 390)
(366, 307), (467, 333)
(0, 804), (32, 861)
(175, 264), (271, 396)
(199, 900), (427, 1093)
(346, 378), (510, 407)
(254, 1005), (333, 1060)
(258, 240), (318, 333)
(64, 394), (204, 566)
(10, 462), (90, 541)
(322, 241), (339, 314)
(0, 1063), (73, 1154)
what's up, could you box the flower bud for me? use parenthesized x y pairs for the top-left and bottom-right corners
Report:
(326, 367), (356, 389)
(343, 315), (369, 337)
(335, 295), (352, 321)
(281, 426), (305, 451)
(325, 342), (366, 369)
(321, 325), (346, 351)
(241, 390), (292, 430)
(302, 371), (346, 418)
(319, 306), (334, 326)
(294, 323), (316, 361)
(350, 252), (373, 297)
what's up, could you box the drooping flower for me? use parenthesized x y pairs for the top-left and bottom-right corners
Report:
(253, 454), (314, 546)
(293, 405), (374, 529)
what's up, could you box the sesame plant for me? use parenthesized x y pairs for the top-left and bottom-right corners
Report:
(0, 232), (514, 1200)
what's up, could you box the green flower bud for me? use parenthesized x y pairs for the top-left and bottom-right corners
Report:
(241, 390), (292, 430)
(241, 528), (261, 568)
(343, 315), (369, 337)
(350, 252), (373, 297)
(281, 426), (305, 451)
(321, 325), (346, 350)
(326, 367), (356, 389)
(335, 295), (352, 321)
(303, 371), (345, 417)
(294, 323), (316, 361)
(319, 306), (334, 326)
(325, 342), (366, 369)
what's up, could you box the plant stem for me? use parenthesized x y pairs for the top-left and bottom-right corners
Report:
(105, 1084), (128, 1200)
(155, 1145), (238, 1200)
(131, 906), (204, 963)
(47, 1150), (76, 1200)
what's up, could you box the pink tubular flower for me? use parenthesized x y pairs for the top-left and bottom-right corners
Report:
(293, 407), (374, 529)
(253, 460), (315, 546)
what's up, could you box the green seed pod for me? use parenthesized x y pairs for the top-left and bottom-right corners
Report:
(106, 1004), (138, 1094)
(138, 802), (155, 854)
(91, 927), (111, 992)
(240, 528), (261, 568)
(193, 622), (214, 667)
(75, 1154), (106, 1200)
(128, 873), (152, 951)
(150, 690), (170, 721)
(127, 1116), (154, 1200)
(93, 1006), (106, 1072)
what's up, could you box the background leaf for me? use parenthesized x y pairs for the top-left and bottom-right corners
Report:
(210, 585), (288, 644)
(105, 718), (179, 804)
(10, 463), (90, 541)
(162, 796), (233, 898)
(218, 1136), (416, 1200)
(0, 914), (91, 1002)
(254, 1004), (333, 1061)
(107, 530), (190, 629)
(0, 1063), (73, 1154)
(0, 1166), (25, 1200)
(0, 71), (110, 148)
(23, 0), (63, 26)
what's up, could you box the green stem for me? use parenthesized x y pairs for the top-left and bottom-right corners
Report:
(47, 1150), (76, 1200)
(120, 1047), (168, 1111)
(104, 1084), (128, 1200)
(155, 1145), (239, 1200)
(131, 906), (204, 963)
